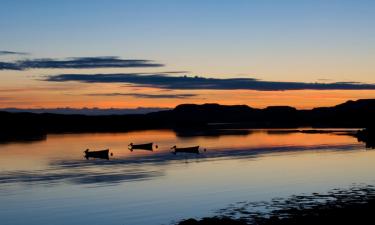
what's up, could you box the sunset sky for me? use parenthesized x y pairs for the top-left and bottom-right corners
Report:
(1, 0), (375, 109)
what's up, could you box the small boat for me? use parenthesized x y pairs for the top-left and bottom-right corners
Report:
(84, 149), (110, 160)
(171, 145), (200, 154)
(128, 142), (156, 151)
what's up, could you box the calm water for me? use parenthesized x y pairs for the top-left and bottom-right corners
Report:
(0, 129), (374, 225)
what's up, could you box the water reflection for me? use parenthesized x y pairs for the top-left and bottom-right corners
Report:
(0, 168), (163, 185)
(0, 132), (47, 144)
(0, 129), (364, 186)
(0, 129), (374, 225)
(173, 128), (252, 137)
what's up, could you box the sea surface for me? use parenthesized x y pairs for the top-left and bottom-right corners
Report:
(0, 129), (374, 225)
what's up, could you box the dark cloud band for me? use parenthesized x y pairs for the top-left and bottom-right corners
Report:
(87, 93), (197, 99)
(0, 50), (28, 56)
(0, 56), (163, 70)
(0, 62), (22, 70)
(45, 73), (375, 91)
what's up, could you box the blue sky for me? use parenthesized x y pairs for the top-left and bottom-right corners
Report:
(0, 0), (374, 108)
(1, 0), (374, 79)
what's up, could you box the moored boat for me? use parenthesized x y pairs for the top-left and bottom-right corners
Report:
(84, 149), (110, 159)
(171, 145), (200, 154)
(128, 142), (156, 151)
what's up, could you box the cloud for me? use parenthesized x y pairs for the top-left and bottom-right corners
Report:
(45, 73), (375, 91)
(0, 107), (171, 115)
(87, 93), (197, 99)
(0, 56), (164, 70)
(0, 62), (22, 70)
(0, 50), (28, 56)
(159, 71), (190, 74)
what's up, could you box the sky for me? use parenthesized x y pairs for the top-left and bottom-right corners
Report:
(0, 0), (374, 109)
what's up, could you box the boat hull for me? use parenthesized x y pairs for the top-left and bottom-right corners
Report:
(129, 143), (154, 151)
(173, 146), (200, 154)
(85, 149), (109, 159)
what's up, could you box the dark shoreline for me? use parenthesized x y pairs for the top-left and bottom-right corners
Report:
(1, 99), (375, 143)
(176, 184), (375, 225)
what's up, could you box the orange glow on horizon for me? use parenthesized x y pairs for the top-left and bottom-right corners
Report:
(1, 87), (375, 109)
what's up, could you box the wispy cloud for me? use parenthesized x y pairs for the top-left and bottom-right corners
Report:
(0, 62), (23, 70)
(45, 73), (375, 91)
(87, 93), (197, 99)
(0, 56), (164, 70)
(0, 50), (28, 56)
(0, 107), (170, 115)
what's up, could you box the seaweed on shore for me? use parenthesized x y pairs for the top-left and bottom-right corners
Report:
(177, 184), (375, 225)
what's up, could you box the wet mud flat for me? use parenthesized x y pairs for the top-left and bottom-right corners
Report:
(177, 184), (375, 225)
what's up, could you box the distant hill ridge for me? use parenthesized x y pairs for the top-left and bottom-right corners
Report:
(171, 99), (375, 113)
(0, 99), (374, 141)
(148, 99), (375, 127)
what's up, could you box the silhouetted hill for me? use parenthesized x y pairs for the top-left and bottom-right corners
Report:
(334, 99), (375, 110)
(310, 99), (375, 127)
(170, 103), (257, 125)
(149, 103), (301, 128)
(1, 99), (375, 142)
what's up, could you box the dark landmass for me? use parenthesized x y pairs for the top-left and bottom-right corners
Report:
(356, 127), (375, 148)
(177, 185), (375, 225)
(1, 99), (375, 143)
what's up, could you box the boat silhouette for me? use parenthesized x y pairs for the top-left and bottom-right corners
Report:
(84, 149), (110, 160)
(171, 145), (201, 154)
(128, 142), (156, 151)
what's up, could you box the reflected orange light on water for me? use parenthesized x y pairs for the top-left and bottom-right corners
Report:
(0, 129), (361, 172)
